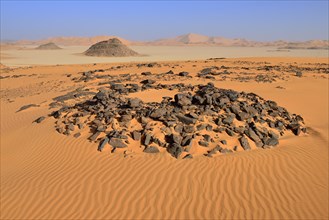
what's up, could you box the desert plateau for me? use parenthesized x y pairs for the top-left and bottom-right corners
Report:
(1, 1), (329, 220)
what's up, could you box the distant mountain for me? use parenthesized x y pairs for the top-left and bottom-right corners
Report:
(5, 33), (329, 49)
(15, 36), (133, 46)
(149, 33), (328, 49)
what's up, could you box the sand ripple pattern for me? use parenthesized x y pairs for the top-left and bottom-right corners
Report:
(1, 122), (328, 219)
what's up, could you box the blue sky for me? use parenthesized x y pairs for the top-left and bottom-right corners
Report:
(1, 1), (328, 41)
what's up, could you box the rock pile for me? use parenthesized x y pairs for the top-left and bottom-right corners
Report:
(84, 38), (139, 57)
(35, 42), (62, 50)
(44, 83), (306, 159)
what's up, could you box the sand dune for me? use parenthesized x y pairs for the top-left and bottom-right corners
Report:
(1, 57), (328, 219)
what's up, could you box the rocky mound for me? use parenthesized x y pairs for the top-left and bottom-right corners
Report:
(35, 42), (62, 50)
(38, 82), (306, 159)
(84, 38), (139, 57)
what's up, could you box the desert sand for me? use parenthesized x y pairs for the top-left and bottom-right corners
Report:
(1, 45), (328, 67)
(1, 57), (328, 219)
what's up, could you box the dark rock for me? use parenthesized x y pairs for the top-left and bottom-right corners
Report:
(98, 137), (109, 151)
(176, 114), (197, 125)
(132, 131), (142, 141)
(109, 138), (127, 148)
(239, 136), (251, 150)
(196, 124), (206, 131)
(236, 112), (249, 121)
(140, 79), (156, 84)
(223, 114), (235, 125)
(128, 98), (142, 108)
(17, 104), (39, 112)
(150, 108), (166, 119)
(171, 134), (183, 145)
(141, 71), (152, 76)
(288, 123), (301, 136)
(143, 146), (160, 153)
(179, 72), (189, 76)
(265, 137), (279, 146)
(183, 154), (193, 159)
(34, 116), (45, 123)
(220, 140), (227, 145)
(143, 133), (153, 146)
(67, 123), (75, 131)
(183, 125), (194, 133)
(202, 134), (211, 142)
(245, 128), (263, 147)
(296, 71), (302, 77)
(226, 128), (235, 136)
(174, 93), (192, 106)
(89, 132), (101, 141)
(73, 133), (81, 138)
(168, 143), (183, 158)
(198, 140), (209, 147)
(174, 124), (184, 133)
(220, 148), (233, 154)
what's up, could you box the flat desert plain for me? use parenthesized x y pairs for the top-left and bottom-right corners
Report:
(1, 56), (328, 219)
(1, 45), (328, 66)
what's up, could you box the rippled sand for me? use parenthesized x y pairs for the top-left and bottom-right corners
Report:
(1, 57), (328, 219)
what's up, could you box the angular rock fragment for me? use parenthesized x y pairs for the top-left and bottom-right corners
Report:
(239, 136), (251, 150)
(98, 137), (109, 151)
(109, 138), (127, 148)
(143, 146), (160, 153)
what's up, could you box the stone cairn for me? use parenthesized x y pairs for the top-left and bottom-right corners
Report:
(43, 82), (306, 159)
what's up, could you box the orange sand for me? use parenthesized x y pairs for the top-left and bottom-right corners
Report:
(1, 57), (328, 219)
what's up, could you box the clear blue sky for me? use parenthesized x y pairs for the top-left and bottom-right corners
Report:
(1, 1), (328, 41)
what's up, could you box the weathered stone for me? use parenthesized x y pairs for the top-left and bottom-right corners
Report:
(239, 136), (251, 150)
(128, 98), (142, 108)
(220, 140), (227, 145)
(140, 79), (156, 84)
(265, 137), (279, 146)
(174, 124), (184, 133)
(289, 123), (301, 136)
(220, 148), (233, 154)
(183, 125), (194, 133)
(73, 132), (81, 138)
(183, 154), (193, 159)
(179, 71), (189, 76)
(174, 93), (192, 106)
(202, 134), (211, 142)
(150, 108), (166, 119)
(226, 128), (235, 136)
(196, 124), (206, 131)
(34, 116), (45, 123)
(98, 137), (109, 151)
(141, 71), (152, 76)
(143, 146), (160, 153)
(176, 114), (197, 125)
(245, 128), (263, 147)
(223, 114), (235, 125)
(109, 138), (127, 148)
(168, 143), (183, 158)
(236, 112), (249, 121)
(198, 140), (209, 147)
(132, 131), (141, 141)
(67, 123), (75, 131)
(143, 133), (153, 146)
(171, 134), (183, 145)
